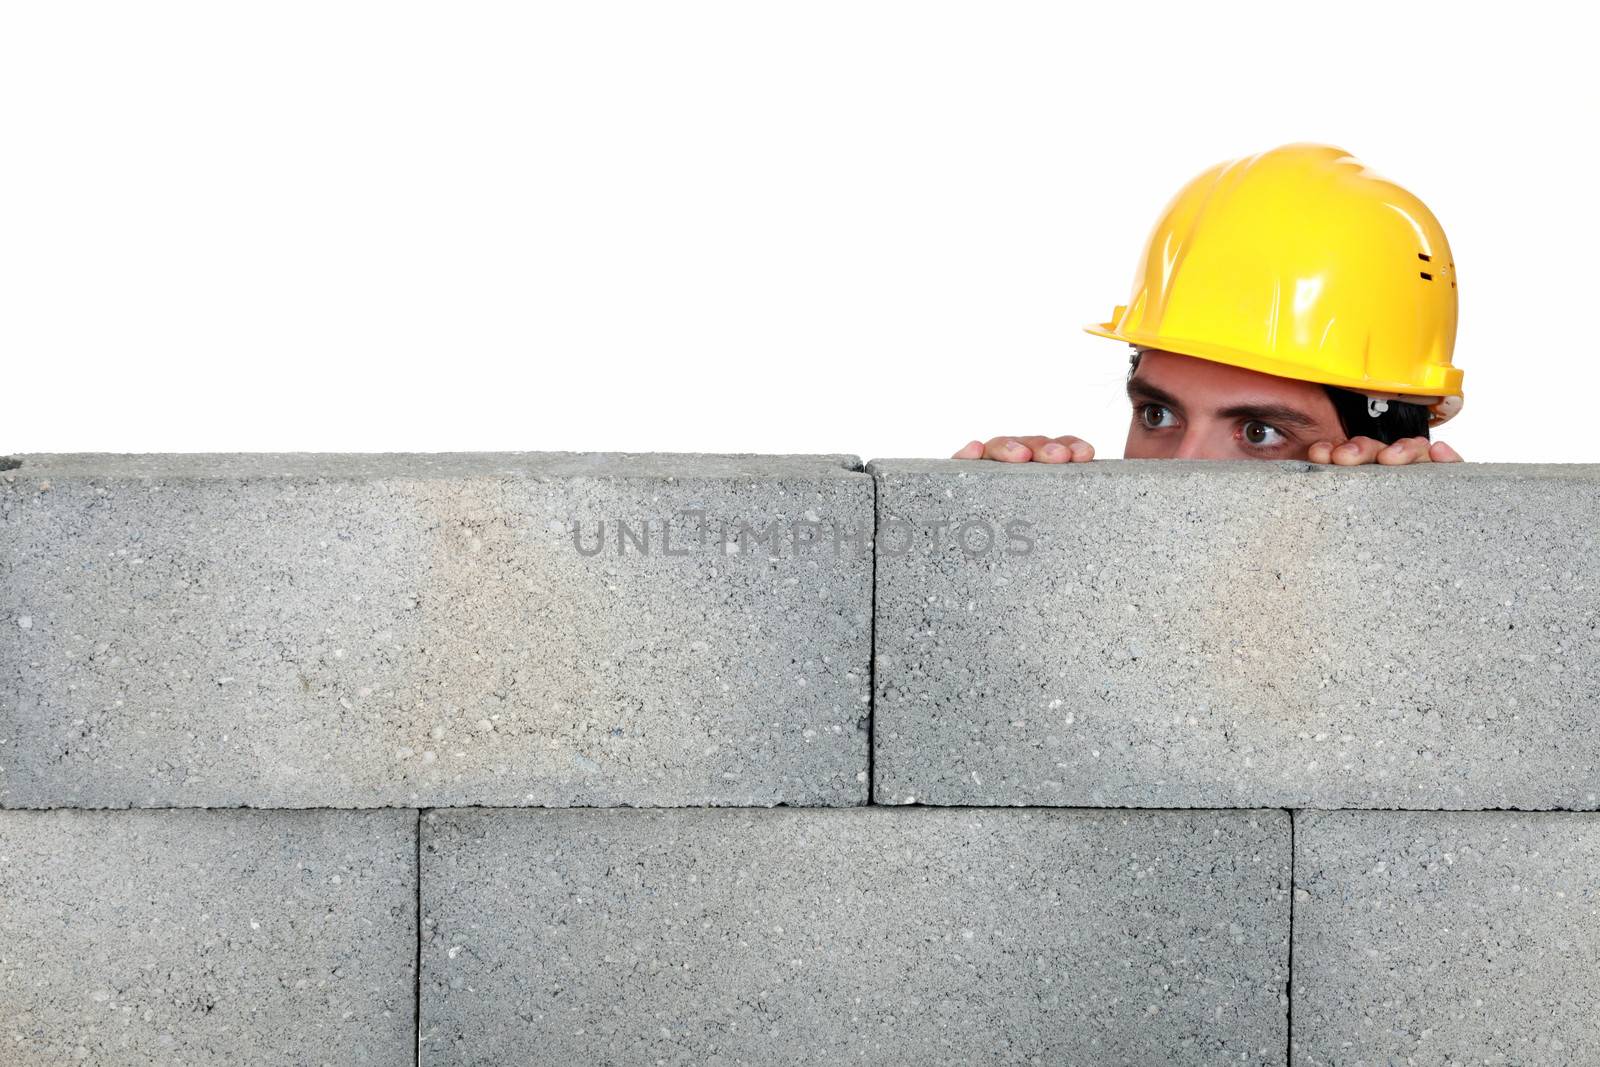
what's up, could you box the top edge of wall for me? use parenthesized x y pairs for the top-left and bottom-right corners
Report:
(865, 457), (1600, 479)
(11, 454), (1596, 482)
(0, 452), (868, 481)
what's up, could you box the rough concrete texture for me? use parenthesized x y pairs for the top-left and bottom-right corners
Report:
(871, 459), (1600, 809)
(1, 453), (872, 807)
(1292, 810), (1600, 1065)
(0, 808), (415, 1065)
(420, 807), (1290, 1065)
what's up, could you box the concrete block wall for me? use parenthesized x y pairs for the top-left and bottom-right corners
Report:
(1, 453), (872, 808)
(871, 459), (1600, 810)
(3, 453), (1598, 1065)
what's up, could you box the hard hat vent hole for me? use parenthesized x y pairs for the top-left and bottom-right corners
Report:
(1417, 253), (1432, 262)
(1419, 271), (1433, 281)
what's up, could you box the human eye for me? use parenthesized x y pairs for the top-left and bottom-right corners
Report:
(1240, 419), (1289, 449)
(1137, 403), (1176, 430)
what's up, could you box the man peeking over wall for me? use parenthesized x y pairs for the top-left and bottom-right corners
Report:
(954, 143), (1465, 466)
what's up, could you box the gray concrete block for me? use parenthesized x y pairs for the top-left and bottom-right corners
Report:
(1291, 810), (1600, 1065)
(870, 459), (1600, 809)
(1, 452), (872, 807)
(0, 808), (415, 1065)
(420, 807), (1290, 1065)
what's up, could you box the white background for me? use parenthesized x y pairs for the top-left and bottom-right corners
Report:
(3, 2), (1595, 462)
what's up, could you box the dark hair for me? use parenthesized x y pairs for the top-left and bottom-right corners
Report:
(1319, 384), (1431, 444)
(1127, 348), (1430, 445)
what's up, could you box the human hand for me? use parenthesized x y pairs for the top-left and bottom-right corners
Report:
(1306, 436), (1463, 465)
(951, 436), (1096, 463)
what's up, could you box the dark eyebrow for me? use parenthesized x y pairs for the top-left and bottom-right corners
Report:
(1126, 378), (1183, 410)
(1127, 377), (1322, 432)
(1213, 402), (1322, 431)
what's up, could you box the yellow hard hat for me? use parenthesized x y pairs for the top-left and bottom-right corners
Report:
(1085, 143), (1463, 426)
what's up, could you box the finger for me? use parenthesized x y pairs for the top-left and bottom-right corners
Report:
(1012, 435), (1064, 462)
(1329, 437), (1385, 465)
(1377, 436), (1433, 465)
(1429, 440), (1463, 463)
(1051, 435), (1095, 462)
(982, 436), (1034, 462)
(1017, 435), (1092, 463)
(951, 440), (985, 460)
(1306, 440), (1338, 464)
(1033, 441), (1073, 463)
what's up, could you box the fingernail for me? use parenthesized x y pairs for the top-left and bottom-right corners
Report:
(1041, 443), (1065, 458)
(1004, 442), (1023, 455)
(1336, 444), (1358, 456)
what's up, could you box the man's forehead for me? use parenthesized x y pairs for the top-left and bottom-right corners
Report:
(1126, 374), (1305, 408)
(1130, 351), (1324, 405)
